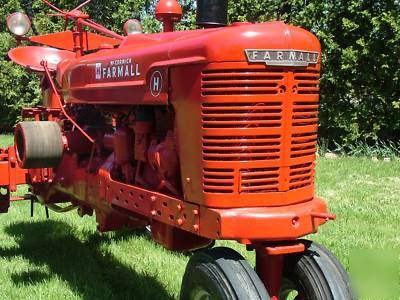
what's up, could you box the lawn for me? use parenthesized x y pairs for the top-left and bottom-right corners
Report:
(0, 134), (399, 299)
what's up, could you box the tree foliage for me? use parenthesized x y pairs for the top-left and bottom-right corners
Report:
(0, 0), (399, 145)
(227, 0), (400, 144)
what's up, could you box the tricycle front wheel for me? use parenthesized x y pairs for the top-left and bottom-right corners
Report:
(280, 241), (355, 300)
(180, 247), (269, 300)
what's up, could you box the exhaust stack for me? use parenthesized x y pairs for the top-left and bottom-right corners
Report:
(196, 0), (228, 27)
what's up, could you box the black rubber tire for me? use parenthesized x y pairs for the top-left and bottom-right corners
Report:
(281, 240), (355, 300)
(180, 247), (270, 300)
(15, 121), (63, 169)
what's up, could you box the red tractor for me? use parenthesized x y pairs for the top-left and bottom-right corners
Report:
(1, 0), (354, 299)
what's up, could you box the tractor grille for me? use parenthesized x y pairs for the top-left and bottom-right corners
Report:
(202, 134), (281, 161)
(292, 100), (319, 127)
(294, 69), (320, 95)
(203, 168), (234, 194)
(201, 68), (284, 96)
(202, 102), (282, 129)
(239, 167), (280, 193)
(289, 162), (314, 190)
(291, 69), (319, 158)
(291, 132), (318, 158)
(201, 64), (319, 196)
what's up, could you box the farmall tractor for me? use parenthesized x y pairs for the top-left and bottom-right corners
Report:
(1, 0), (354, 299)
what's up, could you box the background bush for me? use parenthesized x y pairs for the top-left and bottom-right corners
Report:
(0, 0), (399, 147)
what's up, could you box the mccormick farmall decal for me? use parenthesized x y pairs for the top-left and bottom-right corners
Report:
(245, 49), (319, 67)
(95, 58), (141, 80)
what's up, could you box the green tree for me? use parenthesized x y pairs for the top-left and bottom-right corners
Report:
(227, 0), (400, 144)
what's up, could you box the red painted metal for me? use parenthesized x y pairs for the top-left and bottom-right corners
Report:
(29, 31), (120, 52)
(256, 250), (284, 300)
(8, 46), (75, 72)
(0, 147), (27, 191)
(199, 197), (328, 240)
(155, 0), (182, 32)
(254, 241), (306, 298)
(264, 243), (305, 255)
(1, 1), (341, 297)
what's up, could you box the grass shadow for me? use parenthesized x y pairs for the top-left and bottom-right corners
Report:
(11, 270), (50, 284)
(0, 220), (174, 300)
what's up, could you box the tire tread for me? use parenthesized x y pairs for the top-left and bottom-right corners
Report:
(180, 247), (269, 300)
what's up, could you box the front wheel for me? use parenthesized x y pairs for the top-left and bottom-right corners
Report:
(280, 241), (355, 300)
(180, 247), (269, 300)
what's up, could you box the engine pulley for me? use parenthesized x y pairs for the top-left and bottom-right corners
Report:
(14, 121), (64, 169)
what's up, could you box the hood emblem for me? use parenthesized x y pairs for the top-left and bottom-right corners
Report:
(245, 49), (319, 67)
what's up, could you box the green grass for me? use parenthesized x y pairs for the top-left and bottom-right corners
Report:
(0, 134), (13, 147)
(318, 138), (400, 158)
(1, 135), (399, 299)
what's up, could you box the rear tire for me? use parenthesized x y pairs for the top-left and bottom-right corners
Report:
(280, 240), (355, 300)
(180, 247), (269, 300)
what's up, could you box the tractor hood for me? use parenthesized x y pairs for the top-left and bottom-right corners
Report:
(61, 21), (321, 105)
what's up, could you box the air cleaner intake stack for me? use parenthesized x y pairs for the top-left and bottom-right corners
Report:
(196, 0), (228, 27)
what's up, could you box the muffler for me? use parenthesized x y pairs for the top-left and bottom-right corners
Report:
(196, 0), (228, 27)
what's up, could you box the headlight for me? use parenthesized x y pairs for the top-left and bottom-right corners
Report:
(7, 12), (31, 36)
(124, 19), (143, 35)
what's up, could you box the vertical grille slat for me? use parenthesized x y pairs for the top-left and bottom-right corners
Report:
(291, 71), (319, 157)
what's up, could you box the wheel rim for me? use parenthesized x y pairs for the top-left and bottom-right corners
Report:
(280, 278), (306, 300)
(189, 285), (212, 300)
